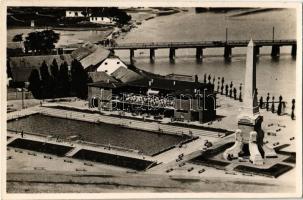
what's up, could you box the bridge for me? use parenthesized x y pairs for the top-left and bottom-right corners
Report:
(107, 39), (297, 63)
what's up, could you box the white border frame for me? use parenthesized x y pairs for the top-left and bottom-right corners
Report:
(1, 1), (302, 199)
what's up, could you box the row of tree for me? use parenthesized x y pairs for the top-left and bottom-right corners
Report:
(28, 59), (91, 99)
(13, 30), (60, 55)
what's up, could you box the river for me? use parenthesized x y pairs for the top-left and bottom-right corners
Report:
(114, 8), (297, 103)
(7, 8), (297, 102)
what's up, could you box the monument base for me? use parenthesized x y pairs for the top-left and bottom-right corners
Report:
(223, 114), (276, 165)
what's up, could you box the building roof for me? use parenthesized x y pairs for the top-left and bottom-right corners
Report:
(76, 45), (110, 69)
(110, 66), (144, 83)
(65, 8), (86, 12)
(90, 14), (113, 18)
(7, 42), (25, 50)
(89, 65), (214, 96)
(9, 54), (72, 82)
(88, 81), (123, 89)
(71, 42), (98, 60)
(88, 71), (118, 83)
(165, 73), (194, 82)
(126, 77), (213, 95)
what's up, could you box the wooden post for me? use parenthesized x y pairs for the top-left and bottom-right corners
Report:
(150, 48), (155, 63)
(272, 26), (275, 41)
(271, 45), (280, 57)
(224, 46), (232, 59)
(291, 44), (297, 57)
(196, 47), (203, 62)
(169, 48), (176, 63)
(130, 49), (135, 64)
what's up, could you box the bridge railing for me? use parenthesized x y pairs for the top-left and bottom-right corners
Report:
(110, 39), (296, 48)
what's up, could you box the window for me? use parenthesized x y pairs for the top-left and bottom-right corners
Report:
(95, 17), (97, 20)
(69, 12), (72, 14)
(104, 62), (108, 65)
(102, 17), (104, 20)
(117, 62), (120, 64)
(75, 12), (78, 16)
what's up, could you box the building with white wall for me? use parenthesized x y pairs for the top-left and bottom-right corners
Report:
(65, 10), (85, 17)
(89, 16), (115, 25)
(96, 57), (127, 74)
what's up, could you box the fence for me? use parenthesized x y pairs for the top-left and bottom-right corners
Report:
(7, 91), (34, 101)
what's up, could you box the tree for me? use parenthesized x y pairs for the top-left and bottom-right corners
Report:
(7, 59), (12, 78)
(71, 59), (89, 99)
(81, 8), (90, 17)
(28, 69), (41, 98)
(40, 61), (54, 98)
(50, 59), (59, 97)
(50, 59), (59, 78)
(25, 30), (60, 54)
(12, 34), (23, 42)
(58, 61), (70, 97)
(40, 61), (50, 81)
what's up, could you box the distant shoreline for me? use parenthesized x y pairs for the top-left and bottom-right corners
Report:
(7, 26), (114, 32)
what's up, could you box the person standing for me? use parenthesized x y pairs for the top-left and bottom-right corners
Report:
(271, 96), (275, 113)
(225, 84), (229, 96)
(208, 74), (212, 84)
(259, 96), (263, 109)
(233, 88), (237, 100)
(239, 83), (242, 102)
(291, 99), (295, 120)
(221, 77), (225, 95)
(229, 87), (233, 98)
(266, 93), (270, 111)
(217, 77), (220, 92)
(277, 95), (283, 115)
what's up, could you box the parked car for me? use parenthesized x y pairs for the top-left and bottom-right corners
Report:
(166, 168), (174, 173)
(187, 167), (194, 172)
(179, 162), (186, 167)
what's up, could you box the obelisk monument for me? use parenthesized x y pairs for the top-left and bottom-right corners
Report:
(242, 39), (259, 116)
(223, 39), (276, 165)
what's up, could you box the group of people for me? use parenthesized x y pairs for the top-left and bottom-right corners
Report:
(121, 93), (175, 108)
(259, 94), (295, 120)
(211, 74), (296, 120)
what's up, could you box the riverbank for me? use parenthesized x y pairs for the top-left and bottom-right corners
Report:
(7, 8), (182, 48)
(6, 169), (295, 193)
(103, 8), (183, 43)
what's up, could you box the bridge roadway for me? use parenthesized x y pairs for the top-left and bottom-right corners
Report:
(108, 40), (296, 50)
(107, 39), (297, 63)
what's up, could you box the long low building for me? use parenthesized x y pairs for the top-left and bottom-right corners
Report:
(87, 56), (216, 123)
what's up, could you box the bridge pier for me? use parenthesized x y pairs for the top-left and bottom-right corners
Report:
(291, 44), (297, 57)
(196, 47), (203, 62)
(255, 46), (260, 56)
(224, 46), (232, 59)
(271, 45), (280, 57)
(169, 48), (176, 63)
(130, 49), (135, 64)
(150, 48), (155, 63)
